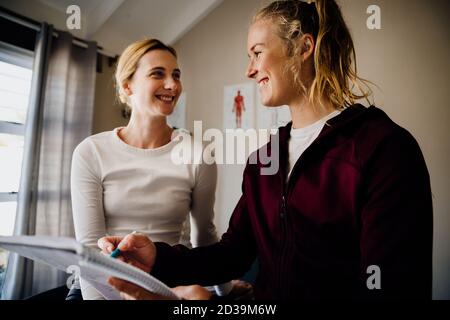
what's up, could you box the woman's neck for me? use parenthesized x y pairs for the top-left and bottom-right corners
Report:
(289, 96), (336, 129)
(119, 113), (173, 149)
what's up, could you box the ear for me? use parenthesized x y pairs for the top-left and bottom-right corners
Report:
(299, 33), (315, 62)
(123, 82), (132, 96)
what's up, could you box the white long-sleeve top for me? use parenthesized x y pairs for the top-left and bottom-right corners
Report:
(70, 127), (219, 299)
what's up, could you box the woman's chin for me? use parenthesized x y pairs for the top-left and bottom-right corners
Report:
(156, 102), (175, 113)
(160, 107), (175, 116)
(261, 98), (278, 107)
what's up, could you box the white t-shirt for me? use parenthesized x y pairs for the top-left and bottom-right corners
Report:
(288, 110), (341, 178)
(71, 128), (219, 299)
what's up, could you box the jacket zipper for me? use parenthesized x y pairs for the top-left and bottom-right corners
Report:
(279, 195), (289, 298)
(279, 144), (312, 298)
(274, 109), (362, 298)
(276, 124), (323, 298)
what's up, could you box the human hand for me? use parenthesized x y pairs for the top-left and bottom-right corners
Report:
(97, 232), (156, 273)
(108, 277), (213, 300)
(228, 279), (254, 300)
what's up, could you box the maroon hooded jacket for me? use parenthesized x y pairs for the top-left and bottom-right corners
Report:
(152, 104), (433, 300)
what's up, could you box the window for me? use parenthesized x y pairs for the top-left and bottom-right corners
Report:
(0, 41), (33, 294)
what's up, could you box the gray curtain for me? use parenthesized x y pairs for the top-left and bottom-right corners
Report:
(2, 26), (97, 299)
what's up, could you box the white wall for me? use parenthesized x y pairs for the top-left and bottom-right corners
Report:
(173, 0), (450, 299)
(92, 54), (128, 134)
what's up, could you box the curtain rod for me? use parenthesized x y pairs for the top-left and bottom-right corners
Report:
(0, 6), (117, 59)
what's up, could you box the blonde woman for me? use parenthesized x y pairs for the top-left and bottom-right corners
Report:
(70, 39), (232, 299)
(101, 0), (432, 300)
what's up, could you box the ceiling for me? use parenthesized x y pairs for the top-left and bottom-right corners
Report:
(2, 0), (224, 55)
(39, 0), (126, 39)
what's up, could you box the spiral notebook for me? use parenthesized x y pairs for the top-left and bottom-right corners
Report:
(0, 235), (179, 300)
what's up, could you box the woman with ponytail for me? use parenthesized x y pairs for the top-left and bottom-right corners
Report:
(100, 0), (432, 300)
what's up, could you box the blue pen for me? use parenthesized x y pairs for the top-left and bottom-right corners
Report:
(109, 231), (137, 258)
(110, 247), (121, 258)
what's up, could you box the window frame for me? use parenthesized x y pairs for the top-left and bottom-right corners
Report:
(0, 41), (34, 206)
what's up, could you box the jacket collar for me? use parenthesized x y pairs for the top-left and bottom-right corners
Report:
(278, 104), (373, 145)
(271, 104), (375, 185)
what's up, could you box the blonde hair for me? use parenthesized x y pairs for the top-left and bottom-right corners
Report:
(253, 0), (373, 109)
(115, 38), (177, 107)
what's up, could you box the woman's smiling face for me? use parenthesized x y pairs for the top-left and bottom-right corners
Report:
(246, 19), (299, 107)
(127, 49), (182, 117)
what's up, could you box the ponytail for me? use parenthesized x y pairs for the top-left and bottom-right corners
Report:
(312, 0), (372, 108)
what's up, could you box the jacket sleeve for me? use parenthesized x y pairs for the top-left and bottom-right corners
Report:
(359, 127), (433, 299)
(151, 166), (257, 287)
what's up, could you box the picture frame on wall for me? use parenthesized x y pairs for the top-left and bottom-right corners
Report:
(223, 82), (255, 130)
